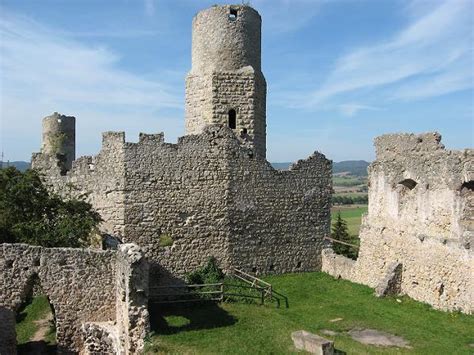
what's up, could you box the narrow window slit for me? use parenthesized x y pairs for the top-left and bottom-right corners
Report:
(228, 109), (236, 129)
(229, 8), (238, 21)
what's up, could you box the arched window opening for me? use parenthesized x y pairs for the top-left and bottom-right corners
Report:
(460, 180), (474, 193)
(229, 8), (238, 21)
(228, 109), (236, 129)
(398, 178), (417, 190)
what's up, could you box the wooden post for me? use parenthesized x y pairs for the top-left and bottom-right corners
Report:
(220, 283), (224, 302)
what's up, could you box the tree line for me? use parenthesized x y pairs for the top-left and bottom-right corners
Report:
(332, 195), (368, 205)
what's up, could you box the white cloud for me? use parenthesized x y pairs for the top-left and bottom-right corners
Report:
(0, 11), (181, 160)
(339, 104), (381, 117)
(300, 0), (473, 108)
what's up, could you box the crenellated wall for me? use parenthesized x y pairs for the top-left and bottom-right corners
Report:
(32, 125), (332, 286)
(323, 132), (474, 314)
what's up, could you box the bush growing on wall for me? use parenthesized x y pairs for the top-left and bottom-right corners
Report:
(0, 167), (102, 247)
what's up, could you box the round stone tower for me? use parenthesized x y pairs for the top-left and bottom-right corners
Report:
(41, 112), (75, 170)
(185, 4), (267, 158)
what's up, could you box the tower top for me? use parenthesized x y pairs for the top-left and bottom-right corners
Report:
(191, 5), (262, 74)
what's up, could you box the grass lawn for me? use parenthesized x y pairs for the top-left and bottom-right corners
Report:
(16, 295), (56, 345)
(331, 205), (368, 237)
(146, 272), (474, 354)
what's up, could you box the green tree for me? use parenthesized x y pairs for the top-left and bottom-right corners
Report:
(0, 167), (101, 247)
(331, 211), (357, 259)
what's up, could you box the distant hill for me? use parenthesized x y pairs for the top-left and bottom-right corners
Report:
(1, 161), (30, 171)
(333, 160), (370, 176)
(271, 160), (370, 176)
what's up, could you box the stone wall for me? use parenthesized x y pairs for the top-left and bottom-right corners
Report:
(123, 126), (331, 283)
(32, 125), (332, 287)
(228, 151), (332, 274)
(323, 132), (474, 314)
(0, 243), (149, 354)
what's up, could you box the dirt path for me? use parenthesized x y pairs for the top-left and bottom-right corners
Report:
(31, 312), (53, 342)
(18, 313), (55, 355)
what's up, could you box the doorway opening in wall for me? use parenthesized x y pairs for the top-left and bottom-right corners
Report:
(16, 274), (57, 354)
(228, 109), (237, 129)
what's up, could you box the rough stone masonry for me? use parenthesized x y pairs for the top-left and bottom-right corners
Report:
(323, 133), (474, 314)
(0, 243), (149, 354)
(31, 4), (333, 287)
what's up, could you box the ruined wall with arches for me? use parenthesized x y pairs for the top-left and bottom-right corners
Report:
(0, 243), (149, 354)
(323, 132), (474, 314)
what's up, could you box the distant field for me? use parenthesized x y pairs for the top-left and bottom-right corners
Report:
(333, 176), (366, 187)
(331, 205), (368, 237)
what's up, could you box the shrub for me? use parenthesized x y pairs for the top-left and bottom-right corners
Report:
(186, 257), (224, 285)
(0, 167), (102, 247)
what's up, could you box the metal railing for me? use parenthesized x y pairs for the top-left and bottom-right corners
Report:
(324, 236), (360, 249)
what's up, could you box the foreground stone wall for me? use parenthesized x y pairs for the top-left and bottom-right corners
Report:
(0, 243), (148, 354)
(32, 125), (331, 286)
(323, 133), (474, 314)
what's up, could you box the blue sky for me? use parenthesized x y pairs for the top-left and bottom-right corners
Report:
(0, 0), (472, 163)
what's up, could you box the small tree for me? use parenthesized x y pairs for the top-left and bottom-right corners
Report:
(331, 211), (357, 259)
(0, 167), (101, 247)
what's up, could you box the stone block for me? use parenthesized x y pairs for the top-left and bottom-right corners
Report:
(291, 330), (334, 355)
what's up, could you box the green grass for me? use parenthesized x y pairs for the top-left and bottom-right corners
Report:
(16, 295), (55, 345)
(333, 176), (367, 187)
(332, 205), (368, 237)
(146, 272), (474, 354)
(334, 192), (368, 198)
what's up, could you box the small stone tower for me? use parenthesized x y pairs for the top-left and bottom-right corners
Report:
(185, 4), (267, 157)
(41, 112), (75, 171)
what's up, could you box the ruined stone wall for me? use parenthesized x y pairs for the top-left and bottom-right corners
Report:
(115, 244), (149, 354)
(0, 243), (149, 354)
(120, 126), (331, 283)
(0, 244), (116, 354)
(32, 131), (127, 237)
(228, 152), (332, 274)
(32, 125), (331, 286)
(323, 133), (474, 314)
(121, 128), (233, 284)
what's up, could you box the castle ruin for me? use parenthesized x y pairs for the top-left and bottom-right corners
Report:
(323, 133), (473, 314)
(1, 3), (472, 354)
(31, 5), (333, 286)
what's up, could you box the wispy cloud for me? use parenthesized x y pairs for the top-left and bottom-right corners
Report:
(0, 10), (181, 159)
(288, 0), (473, 110)
(339, 103), (381, 117)
(60, 29), (161, 39)
(144, 0), (156, 17)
